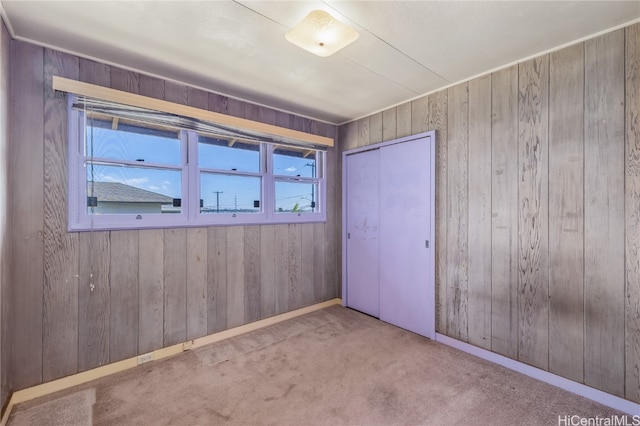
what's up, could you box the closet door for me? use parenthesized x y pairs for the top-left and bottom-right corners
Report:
(345, 149), (380, 317)
(379, 138), (433, 338)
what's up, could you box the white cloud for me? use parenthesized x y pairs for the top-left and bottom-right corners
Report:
(122, 177), (149, 186)
(100, 175), (149, 186)
(285, 166), (297, 172)
(148, 185), (160, 190)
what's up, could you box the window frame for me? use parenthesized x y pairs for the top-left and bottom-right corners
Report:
(68, 96), (327, 231)
(268, 144), (325, 223)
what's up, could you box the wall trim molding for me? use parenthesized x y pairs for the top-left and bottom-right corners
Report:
(0, 298), (342, 425)
(435, 333), (640, 416)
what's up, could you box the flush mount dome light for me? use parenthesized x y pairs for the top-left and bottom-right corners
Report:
(285, 10), (359, 57)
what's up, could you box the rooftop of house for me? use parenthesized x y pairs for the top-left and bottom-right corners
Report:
(88, 182), (174, 204)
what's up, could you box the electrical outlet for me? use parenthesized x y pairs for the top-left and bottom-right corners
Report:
(137, 352), (154, 365)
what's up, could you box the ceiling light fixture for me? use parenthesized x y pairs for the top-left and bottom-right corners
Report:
(285, 10), (359, 57)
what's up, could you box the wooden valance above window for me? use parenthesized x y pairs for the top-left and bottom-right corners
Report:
(53, 76), (334, 149)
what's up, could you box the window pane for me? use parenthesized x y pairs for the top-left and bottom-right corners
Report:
(86, 163), (181, 214)
(199, 135), (260, 173)
(273, 147), (317, 178)
(275, 181), (318, 213)
(200, 173), (261, 214)
(85, 116), (181, 165)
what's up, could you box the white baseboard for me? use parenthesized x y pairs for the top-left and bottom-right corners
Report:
(435, 333), (640, 416)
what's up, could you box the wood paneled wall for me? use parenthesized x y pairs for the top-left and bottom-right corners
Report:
(0, 18), (10, 410)
(339, 23), (640, 402)
(6, 42), (340, 392)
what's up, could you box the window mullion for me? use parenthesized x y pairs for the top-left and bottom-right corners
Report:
(182, 131), (200, 222)
(84, 157), (184, 172)
(265, 144), (274, 220)
(198, 168), (263, 178)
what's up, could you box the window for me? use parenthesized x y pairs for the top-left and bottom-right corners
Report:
(272, 146), (321, 213)
(198, 136), (262, 215)
(68, 96), (326, 231)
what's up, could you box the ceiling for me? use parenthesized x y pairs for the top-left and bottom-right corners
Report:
(2, 1), (639, 124)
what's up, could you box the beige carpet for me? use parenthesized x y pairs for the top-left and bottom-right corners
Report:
(8, 306), (623, 425)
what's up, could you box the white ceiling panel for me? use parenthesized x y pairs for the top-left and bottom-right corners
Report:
(2, 1), (639, 124)
(328, 1), (640, 82)
(241, 0), (449, 94)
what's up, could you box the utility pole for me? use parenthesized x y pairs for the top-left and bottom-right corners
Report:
(305, 162), (316, 212)
(213, 190), (223, 213)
